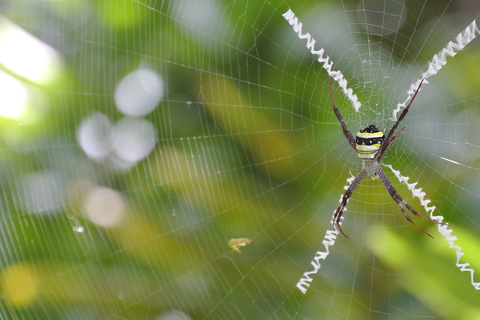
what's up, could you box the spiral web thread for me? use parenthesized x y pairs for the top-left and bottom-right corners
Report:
(282, 8), (480, 294)
(385, 164), (480, 291)
(392, 19), (480, 121)
(282, 9), (362, 112)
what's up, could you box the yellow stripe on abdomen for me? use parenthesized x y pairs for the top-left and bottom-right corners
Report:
(355, 124), (385, 159)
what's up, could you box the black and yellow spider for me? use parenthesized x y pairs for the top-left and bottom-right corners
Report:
(329, 78), (446, 239)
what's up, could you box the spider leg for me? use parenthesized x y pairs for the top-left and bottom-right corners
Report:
(333, 169), (367, 239)
(386, 125), (405, 146)
(375, 126), (406, 163)
(402, 201), (447, 226)
(376, 166), (446, 238)
(389, 188), (434, 238)
(329, 78), (357, 151)
(376, 80), (424, 162)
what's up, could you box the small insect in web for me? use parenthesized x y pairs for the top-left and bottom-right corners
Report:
(329, 78), (447, 239)
(228, 238), (254, 254)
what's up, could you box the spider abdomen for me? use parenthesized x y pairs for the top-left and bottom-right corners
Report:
(355, 124), (385, 159)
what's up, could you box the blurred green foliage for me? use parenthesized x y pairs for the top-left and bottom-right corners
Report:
(1, 0), (480, 319)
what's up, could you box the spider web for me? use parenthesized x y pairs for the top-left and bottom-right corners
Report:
(1, 0), (480, 319)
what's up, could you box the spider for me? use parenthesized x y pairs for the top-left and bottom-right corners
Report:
(329, 78), (446, 239)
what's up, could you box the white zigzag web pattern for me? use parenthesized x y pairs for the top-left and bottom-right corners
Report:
(384, 164), (480, 291)
(284, 7), (480, 294)
(295, 173), (355, 294)
(282, 9), (362, 112)
(392, 19), (480, 121)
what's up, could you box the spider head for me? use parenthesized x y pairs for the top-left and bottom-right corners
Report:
(355, 124), (385, 159)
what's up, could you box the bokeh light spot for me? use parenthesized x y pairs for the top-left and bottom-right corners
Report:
(1, 263), (38, 307)
(77, 112), (113, 161)
(84, 186), (126, 228)
(0, 70), (27, 119)
(115, 68), (164, 117)
(112, 117), (157, 164)
(0, 18), (60, 85)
